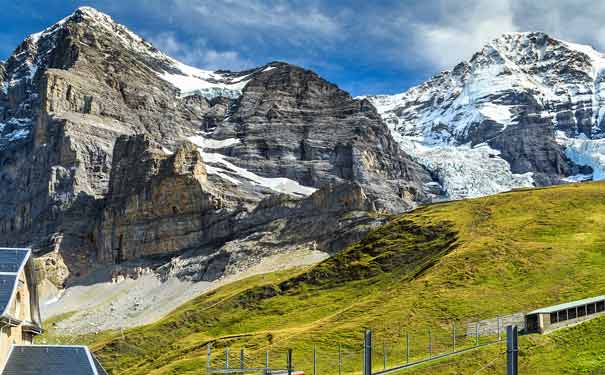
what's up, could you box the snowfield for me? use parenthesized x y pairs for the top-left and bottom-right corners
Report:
(157, 63), (278, 99)
(158, 61), (252, 99)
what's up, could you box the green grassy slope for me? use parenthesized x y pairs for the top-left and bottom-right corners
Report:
(61, 181), (605, 374)
(404, 314), (605, 374)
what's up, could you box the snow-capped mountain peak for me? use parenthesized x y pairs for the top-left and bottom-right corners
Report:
(0, 6), (272, 153)
(2, 6), (257, 102)
(366, 31), (605, 199)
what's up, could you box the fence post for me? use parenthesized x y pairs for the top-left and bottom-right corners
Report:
(475, 322), (480, 346)
(240, 349), (244, 370)
(287, 349), (293, 375)
(452, 323), (456, 352)
(265, 350), (269, 374)
(405, 333), (409, 364)
(428, 329), (432, 359)
(513, 325), (518, 375)
(383, 341), (387, 369)
(506, 325), (518, 375)
(313, 345), (317, 375)
(338, 344), (342, 375)
(206, 343), (212, 375)
(363, 330), (372, 375)
(497, 316), (501, 341)
(225, 348), (230, 369)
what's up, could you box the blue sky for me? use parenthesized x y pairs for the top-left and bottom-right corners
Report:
(3, 0), (605, 96)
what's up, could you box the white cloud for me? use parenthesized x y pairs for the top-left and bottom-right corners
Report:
(409, 0), (517, 70)
(171, 0), (342, 48)
(148, 32), (254, 71)
(21, 0), (605, 96)
(510, 1), (605, 51)
(404, 0), (605, 72)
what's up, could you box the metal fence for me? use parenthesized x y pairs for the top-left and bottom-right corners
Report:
(365, 325), (505, 375)
(205, 318), (514, 375)
(206, 345), (299, 375)
(206, 343), (365, 375)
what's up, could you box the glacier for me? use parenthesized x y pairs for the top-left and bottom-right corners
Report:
(158, 61), (251, 100)
(557, 132), (605, 180)
(395, 137), (534, 200)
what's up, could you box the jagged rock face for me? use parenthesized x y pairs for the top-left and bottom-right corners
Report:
(212, 64), (436, 212)
(366, 32), (605, 198)
(0, 7), (436, 286)
(157, 181), (387, 282)
(488, 114), (574, 185)
(95, 133), (388, 273)
(97, 135), (229, 263)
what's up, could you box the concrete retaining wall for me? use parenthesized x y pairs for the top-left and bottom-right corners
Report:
(466, 313), (525, 337)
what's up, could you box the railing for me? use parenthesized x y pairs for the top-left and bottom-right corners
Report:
(206, 345), (301, 375)
(205, 316), (526, 375)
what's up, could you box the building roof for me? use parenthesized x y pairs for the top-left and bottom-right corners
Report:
(0, 248), (30, 317)
(0, 248), (29, 274)
(0, 248), (42, 331)
(1, 345), (108, 375)
(528, 295), (605, 315)
(0, 275), (19, 316)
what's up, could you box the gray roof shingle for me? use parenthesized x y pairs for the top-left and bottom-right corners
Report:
(0, 248), (29, 274)
(0, 248), (30, 318)
(0, 275), (17, 315)
(2, 345), (105, 375)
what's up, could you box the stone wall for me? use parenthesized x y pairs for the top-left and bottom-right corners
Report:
(466, 312), (526, 337)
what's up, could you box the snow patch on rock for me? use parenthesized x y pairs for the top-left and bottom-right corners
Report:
(159, 61), (252, 99)
(188, 135), (241, 149)
(188, 135), (317, 197)
(0, 118), (33, 148)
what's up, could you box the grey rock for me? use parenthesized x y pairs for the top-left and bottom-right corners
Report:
(213, 62), (436, 212)
(0, 7), (438, 288)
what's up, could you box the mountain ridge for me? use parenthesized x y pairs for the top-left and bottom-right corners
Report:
(365, 31), (605, 198)
(0, 6), (438, 328)
(4, 6), (605, 340)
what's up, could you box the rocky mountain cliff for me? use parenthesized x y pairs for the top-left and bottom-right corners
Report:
(0, 7), (438, 292)
(365, 32), (605, 199)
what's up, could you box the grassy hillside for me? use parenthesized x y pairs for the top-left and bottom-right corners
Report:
(54, 181), (605, 374)
(404, 314), (605, 374)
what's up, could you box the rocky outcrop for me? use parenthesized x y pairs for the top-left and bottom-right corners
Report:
(213, 63), (437, 212)
(1, 7), (438, 289)
(0, 8), (229, 282)
(156, 181), (387, 282)
(97, 135), (228, 263)
(487, 114), (573, 185)
(97, 133), (387, 278)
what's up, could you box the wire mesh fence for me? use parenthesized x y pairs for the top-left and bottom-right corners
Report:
(204, 318), (516, 375)
(367, 322), (500, 374)
(207, 345), (297, 374)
